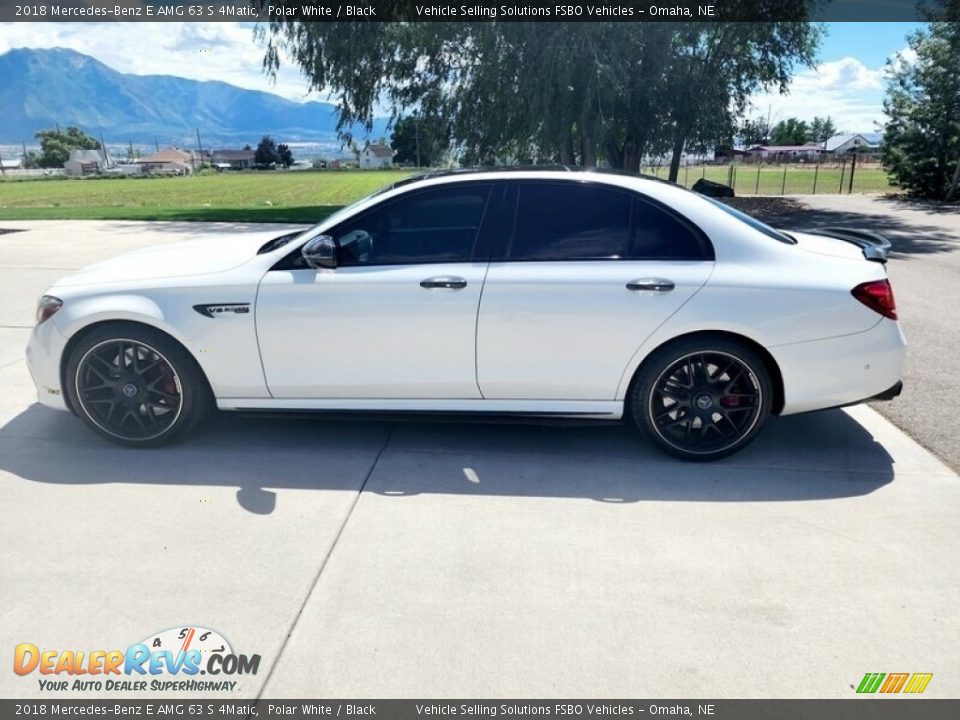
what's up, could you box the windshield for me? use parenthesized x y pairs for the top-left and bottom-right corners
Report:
(701, 196), (797, 245)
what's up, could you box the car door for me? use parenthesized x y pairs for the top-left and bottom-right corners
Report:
(256, 183), (496, 399)
(477, 181), (715, 400)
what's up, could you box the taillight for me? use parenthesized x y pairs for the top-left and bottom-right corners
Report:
(852, 279), (897, 320)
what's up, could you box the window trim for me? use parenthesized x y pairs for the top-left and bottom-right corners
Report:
(494, 179), (714, 263)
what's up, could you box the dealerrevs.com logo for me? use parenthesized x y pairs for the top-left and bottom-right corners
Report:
(856, 672), (934, 694)
(14, 626), (260, 692)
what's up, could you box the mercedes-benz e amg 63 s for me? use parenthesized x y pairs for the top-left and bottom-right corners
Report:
(26, 169), (905, 460)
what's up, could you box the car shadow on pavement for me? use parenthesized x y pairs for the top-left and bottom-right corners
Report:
(0, 404), (894, 514)
(729, 197), (959, 258)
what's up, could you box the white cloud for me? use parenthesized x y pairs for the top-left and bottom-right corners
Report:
(0, 21), (323, 103)
(747, 56), (889, 133)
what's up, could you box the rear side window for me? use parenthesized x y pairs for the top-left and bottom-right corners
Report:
(510, 183), (633, 260)
(506, 182), (711, 261)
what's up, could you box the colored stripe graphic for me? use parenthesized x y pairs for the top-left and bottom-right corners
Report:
(903, 673), (934, 694)
(880, 673), (909, 693)
(857, 673), (886, 694)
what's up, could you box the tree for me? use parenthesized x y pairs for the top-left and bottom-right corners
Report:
(254, 6), (820, 174)
(34, 126), (101, 168)
(390, 114), (450, 166)
(882, 1), (960, 200)
(277, 143), (294, 168)
(770, 118), (810, 145)
(809, 116), (837, 142)
(254, 135), (279, 167)
(738, 117), (772, 146)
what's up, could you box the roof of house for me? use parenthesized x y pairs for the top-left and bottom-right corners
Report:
(824, 133), (883, 152)
(0, 158), (22, 168)
(138, 148), (193, 164)
(67, 149), (106, 164)
(749, 144), (824, 152)
(213, 150), (256, 161)
(366, 144), (393, 158)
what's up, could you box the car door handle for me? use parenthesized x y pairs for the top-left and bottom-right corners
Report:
(420, 276), (468, 290)
(626, 278), (675, 293)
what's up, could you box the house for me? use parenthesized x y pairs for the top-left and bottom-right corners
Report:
(63, 148), (112, 176)
(212, 149), (256, 170)
(359, 143), (394, 169)
(136, 147), (196, 174)
(824, 133), (882, 156)
(746, 144), (824, 162)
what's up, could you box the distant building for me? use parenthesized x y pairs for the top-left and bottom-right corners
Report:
(359, 143), (394, 169)
(136, 147), (195, 174)
(63, 148), (112, 176)
(746, 144), (824, 162)
(0, 158), (23, 171)
(824, 133), (882, 156)
(212, 149), (256, 170)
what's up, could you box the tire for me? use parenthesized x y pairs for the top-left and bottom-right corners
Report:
(629, 337), (773, 461)
(64, 324), (212, 447)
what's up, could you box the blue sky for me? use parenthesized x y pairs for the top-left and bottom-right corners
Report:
(0, 21), (925, 133)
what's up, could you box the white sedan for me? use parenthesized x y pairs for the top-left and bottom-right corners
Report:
(26, 169), (906, 460)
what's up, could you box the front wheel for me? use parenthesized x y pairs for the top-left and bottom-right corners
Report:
(629, 338), (773, 461)
(65, 325), (212, 447)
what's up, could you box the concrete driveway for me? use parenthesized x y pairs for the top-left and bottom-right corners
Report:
(0, 220), (958, 699)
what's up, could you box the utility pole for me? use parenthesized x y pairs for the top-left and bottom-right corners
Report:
(195, 128), (204, 169)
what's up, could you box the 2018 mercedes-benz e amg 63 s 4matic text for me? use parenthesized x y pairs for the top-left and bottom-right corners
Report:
(26, 169), (906, 460)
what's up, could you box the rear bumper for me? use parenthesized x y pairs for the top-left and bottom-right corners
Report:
(772, 318), (906, 416)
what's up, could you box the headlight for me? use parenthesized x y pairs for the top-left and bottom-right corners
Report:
(36, 295), (63, 326)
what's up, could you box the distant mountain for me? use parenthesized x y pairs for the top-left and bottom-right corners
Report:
(0, 47), (389, 146)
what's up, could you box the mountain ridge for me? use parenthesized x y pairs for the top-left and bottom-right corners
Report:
(0, 47), (388, 146)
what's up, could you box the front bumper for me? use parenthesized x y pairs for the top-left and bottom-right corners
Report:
(25, 320), (70, 412)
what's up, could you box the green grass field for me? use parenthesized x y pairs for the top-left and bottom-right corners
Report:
(0, 170), (414, 223)
(0, 165), (894, 223)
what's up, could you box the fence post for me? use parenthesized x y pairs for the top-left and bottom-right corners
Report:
(727, 164), (734, 187)
(755, 164), (761, 195)
(684, 165), (689, 187)
(847, 153), (857, 194)
(702, 165), (706, 179)
(781, 165), (787, 195)
(813, 160), (820, 194)
(838, 158), (846, 193)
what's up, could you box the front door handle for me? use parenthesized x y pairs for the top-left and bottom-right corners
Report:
(626, 278), (675, 293)
(420, 276), (468, 290)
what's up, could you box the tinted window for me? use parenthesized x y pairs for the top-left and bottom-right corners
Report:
(334, 185), (491, 266)
(701, 195), (796, 244)
(510, 183), (632, 260)
(632, 198), (709, 260)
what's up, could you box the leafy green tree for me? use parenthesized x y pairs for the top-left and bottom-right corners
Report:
(882, 1), (960, 200)
(254, 6), (820, 174)
(34, 126), (101, 168)
(390, 114), (450, 166)
(738, 117), (772, 146)
(254, 135), (279, 167)
(770, 118), (811, 145)
(277, 143), (294, 168)
(809, 116), (837, 142)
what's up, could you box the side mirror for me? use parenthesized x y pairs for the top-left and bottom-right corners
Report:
(301, 235), (337, 269)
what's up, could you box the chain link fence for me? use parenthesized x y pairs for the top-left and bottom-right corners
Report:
(642, 158), (891, 195)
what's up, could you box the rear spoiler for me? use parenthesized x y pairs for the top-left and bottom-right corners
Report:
(813, 227), (892, 264)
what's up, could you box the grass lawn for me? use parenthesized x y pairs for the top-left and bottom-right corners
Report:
(0, 165), (894, 223)
(0, 170), (415, 223)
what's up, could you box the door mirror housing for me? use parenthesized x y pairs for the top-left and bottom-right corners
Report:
(301, 235), (338, 269)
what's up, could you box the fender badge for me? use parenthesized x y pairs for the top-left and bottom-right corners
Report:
(193, 303), (250, 318)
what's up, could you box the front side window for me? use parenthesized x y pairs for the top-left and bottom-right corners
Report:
(333, 184), (492, 266)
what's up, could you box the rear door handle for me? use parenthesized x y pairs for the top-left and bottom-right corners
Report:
(626, 278), (675, 293)
(420, 276), (468, 290)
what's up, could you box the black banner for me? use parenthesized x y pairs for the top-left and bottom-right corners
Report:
(1, 700), (960, 720)
(0, 0), (932, 23)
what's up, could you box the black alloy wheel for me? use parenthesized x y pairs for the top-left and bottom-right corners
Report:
(631, 339), (772, 460)
(66, 324), (212, 447)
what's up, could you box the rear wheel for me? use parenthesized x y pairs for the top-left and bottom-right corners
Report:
(65, 325), (211, 447)
(630, 338), (772, 461)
